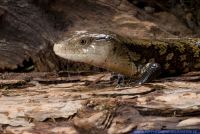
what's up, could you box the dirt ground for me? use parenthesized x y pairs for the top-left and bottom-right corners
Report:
(0, 71), (200, 134)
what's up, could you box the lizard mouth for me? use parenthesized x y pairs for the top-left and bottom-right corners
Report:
(53, 43), (67, 59)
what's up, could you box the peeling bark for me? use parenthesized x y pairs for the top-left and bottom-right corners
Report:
(0, 71), (200, 133)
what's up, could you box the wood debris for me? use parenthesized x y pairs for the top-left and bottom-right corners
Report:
(0, 71), (200, 133)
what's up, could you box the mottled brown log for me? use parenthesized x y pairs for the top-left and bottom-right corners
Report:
(0, 0), (195, 72)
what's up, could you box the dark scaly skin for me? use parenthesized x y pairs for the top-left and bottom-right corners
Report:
(121, 38), (200, 76)
(53, 31), (200, 79)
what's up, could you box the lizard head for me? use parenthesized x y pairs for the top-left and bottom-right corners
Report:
(54, 31), (138, 76)
(54, 31), (117, 66)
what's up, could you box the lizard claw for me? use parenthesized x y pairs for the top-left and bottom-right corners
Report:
(116, 74), (125, 86)
(110, 73), (126, 87)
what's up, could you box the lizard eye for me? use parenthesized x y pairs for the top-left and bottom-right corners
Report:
(80, 39), (87, 45)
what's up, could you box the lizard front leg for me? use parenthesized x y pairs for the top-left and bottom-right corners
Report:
(135, 63), (161, 85)
(111, 63), (161, 87)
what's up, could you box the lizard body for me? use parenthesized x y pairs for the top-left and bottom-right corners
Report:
(53, 31), (200, 81)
